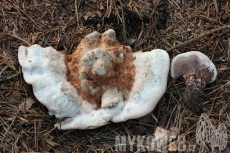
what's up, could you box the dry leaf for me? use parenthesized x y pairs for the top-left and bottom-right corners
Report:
(20, 97), (35, 114)
(83, 11), (102, 20)
(38, 139), (48, 152)
(44, 137), (60, 147)
(7, 90), (21, 102)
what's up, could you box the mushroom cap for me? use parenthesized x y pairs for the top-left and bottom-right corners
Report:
(18, 45), (82, 118)
(112, 49), (170, 123)
(18, 29), (170, 130)
(171, 51), (217, 84)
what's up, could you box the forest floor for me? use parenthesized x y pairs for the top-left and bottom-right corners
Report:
(0, 0), (230, 152)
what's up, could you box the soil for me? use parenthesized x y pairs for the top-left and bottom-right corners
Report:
(0, 0), (230, 152)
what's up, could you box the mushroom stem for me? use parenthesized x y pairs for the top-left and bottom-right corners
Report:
(183, 76), (205, 113)
(186, 75), (206, 87)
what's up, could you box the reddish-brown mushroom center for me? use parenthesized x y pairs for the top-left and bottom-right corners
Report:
(64, 34), (135, 109)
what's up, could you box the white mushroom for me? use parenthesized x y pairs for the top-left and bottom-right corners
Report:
(112, 49), (170, 122)
(171, 51), (217, 112)
(18, 29), (170, 130)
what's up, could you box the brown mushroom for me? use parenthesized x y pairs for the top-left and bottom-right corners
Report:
(171, 51), (217, 112)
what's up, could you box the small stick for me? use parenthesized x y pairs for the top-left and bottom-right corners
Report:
(40, 127), (56, 138)
(152, 0), (161, 15)
(113, 0), (122, 22)
(75, 0), (80, 28)
(183, 122), (198, 135)
(167, 25), (230, 52)
(121, 123), (131, 138)
(213, 0), (219, 14)
(4, 104), (23, 137)
(13, 5), (42, 29)
(119, 0), (127, 41)
(0, 66), (8, 77)
(166, 105), (177, 129)
(3, 33), (31, 45)
(34, 121), (37, 152)
(106, 0), (112, 18)
(0, 73), (20, 83)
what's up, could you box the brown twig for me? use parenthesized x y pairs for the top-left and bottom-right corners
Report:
(3, 33), (31, 45)
(4, 104), (23, 137)
(151, 0), (161, 15)
(166, 105), (177, 129)
(13, 4), (42, 29)
(183, 122), (198, 136)
(0, 66), (8, 77)
(75, 0), (80, 29)
(121, 123), (131, 138)
(0, 73), (20, 83)
(213, 0), (219, 14)
(167, 25), (230, 52)
(118, 0), (127, 42)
